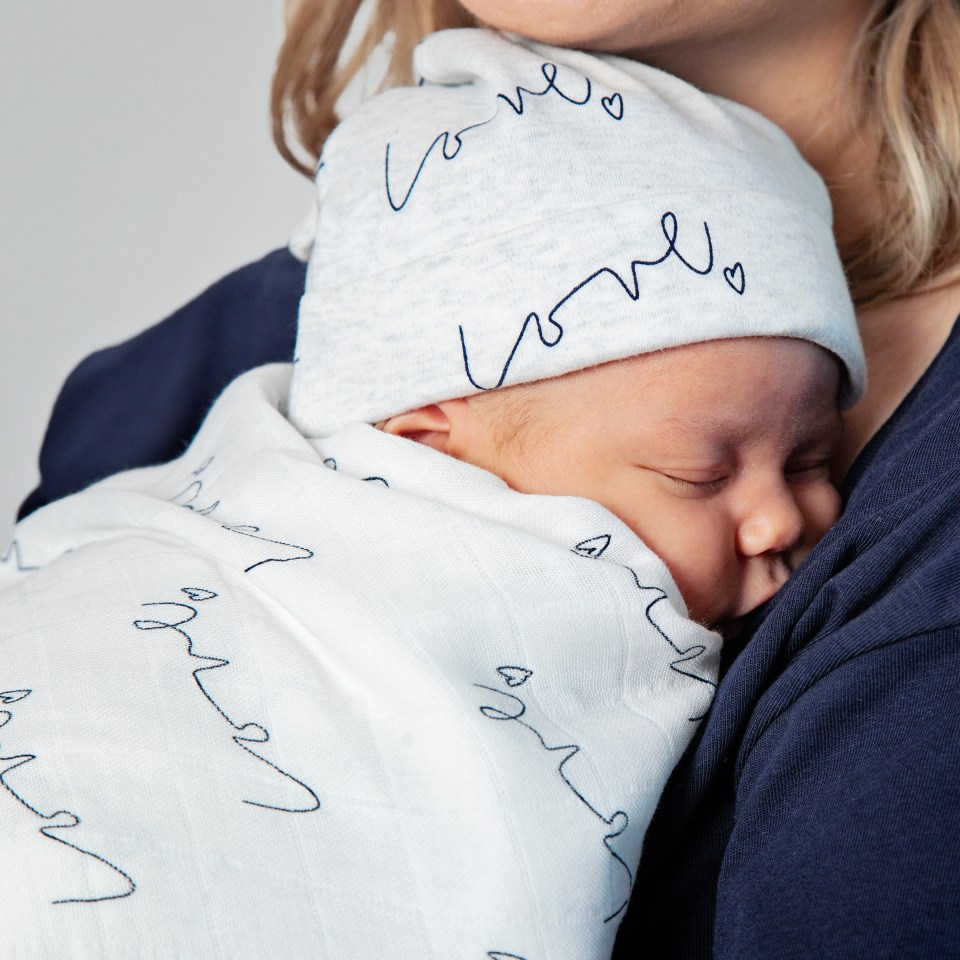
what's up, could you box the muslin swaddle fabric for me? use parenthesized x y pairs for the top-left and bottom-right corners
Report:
(1, 365), (719, 959)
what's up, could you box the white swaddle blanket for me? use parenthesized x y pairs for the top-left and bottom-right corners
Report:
(0, 364), (719, 960)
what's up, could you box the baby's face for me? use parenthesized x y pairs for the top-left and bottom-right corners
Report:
(461, 337), (843, 626)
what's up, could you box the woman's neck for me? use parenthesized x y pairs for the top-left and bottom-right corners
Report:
(630, 2), (877, 252)
(836, 282), (960, 476)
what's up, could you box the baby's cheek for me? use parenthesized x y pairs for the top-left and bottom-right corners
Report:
(808, 483), (843, 541)
(647, 527), (731, 626)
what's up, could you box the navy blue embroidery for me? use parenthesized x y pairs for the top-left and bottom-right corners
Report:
(495, 62), (591, 115)
(1, 540), (38, 573)
(321, 454), (388, 486)
(167, 456), (222, 513)
(475, 670), (632, 924)
(622, 572), (716, 720)
(601, 92), (624, 120)
(460, 312), (563, 391)
(385, 61), (615, 211)
(385, 117), (496, 212)
(133, 587), (320, 813)
(459, 212), (716, 390)
(487, 952), (529, 960)
(219, 524), (315, 574)
(0, 689), (30, 704)
(181, 586), (217, 603)
(169, 460), (315, 573)
(573, 535), (611, 559)
(318, 453), (388, 487)
(496, 666), (532, 688)
(0, 690), (137, 904)
(724, 261), (746, 294)
(168, 476), (219, 516)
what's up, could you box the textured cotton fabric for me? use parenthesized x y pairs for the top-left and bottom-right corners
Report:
(289, 29), (864, 437)
(1, 365), (719, 960)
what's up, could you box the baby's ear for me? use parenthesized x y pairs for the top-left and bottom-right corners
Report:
(379, 402), (458, 452)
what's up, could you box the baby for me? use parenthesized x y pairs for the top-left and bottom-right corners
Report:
(290, 29), (864, 631)
(0, 28), (863, 960)
(376, 338), (843, 628)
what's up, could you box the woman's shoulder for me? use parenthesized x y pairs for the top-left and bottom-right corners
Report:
(19, 248), (307, 519)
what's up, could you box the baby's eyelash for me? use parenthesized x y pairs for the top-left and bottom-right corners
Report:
(786, 460), (832, 480)
(664, 474), (726, 494)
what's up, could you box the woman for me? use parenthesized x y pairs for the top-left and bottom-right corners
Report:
(18, 1), (960, 956)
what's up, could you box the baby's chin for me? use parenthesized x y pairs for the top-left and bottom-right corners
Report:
(682, 594), (737, 632)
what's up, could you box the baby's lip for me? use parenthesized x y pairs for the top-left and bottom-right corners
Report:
(730, 563), (791, 620)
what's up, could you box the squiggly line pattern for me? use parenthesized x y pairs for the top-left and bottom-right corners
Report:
(320, 456), (391, 488)
(168, 458), (315, 572)
(460, 212), (719, 390)
(0, 540), (39, 573)
(474, 669), (632, 925)
(378, 55), (747, 391)
(621, 572), (717, 721)
(385, 61), (609, 212)
(0, 689), (136, 904)
(572, 535), (611, 559)
(219, 525), (315, 573)
(571, 533), (716, 717)
(133, 587), (320, 813)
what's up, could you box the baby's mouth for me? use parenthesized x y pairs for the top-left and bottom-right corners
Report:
(741, 555), (793, 615)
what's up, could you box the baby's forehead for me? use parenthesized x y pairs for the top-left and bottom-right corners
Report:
(504, 336), (844, 443)
(537, 336), (840, 392)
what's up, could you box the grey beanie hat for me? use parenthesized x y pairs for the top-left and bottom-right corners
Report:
(288, 28), (865, 437)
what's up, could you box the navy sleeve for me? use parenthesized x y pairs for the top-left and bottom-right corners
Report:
(714, 631), (960, 958)
(18, 247), (306, 519)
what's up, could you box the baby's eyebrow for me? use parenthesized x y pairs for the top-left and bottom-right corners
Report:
(656, 414), (743, 442)
(656, 409), (841, 447)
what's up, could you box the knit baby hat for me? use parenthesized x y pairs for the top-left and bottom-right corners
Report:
(288, 28), (865, 437)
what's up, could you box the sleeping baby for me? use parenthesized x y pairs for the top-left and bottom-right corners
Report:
(0, 28), (863, 960)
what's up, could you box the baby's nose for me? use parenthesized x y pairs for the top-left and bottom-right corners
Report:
(736, 486), (806, 560)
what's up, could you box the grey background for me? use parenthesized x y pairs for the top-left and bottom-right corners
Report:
(0, 0), (314, 541)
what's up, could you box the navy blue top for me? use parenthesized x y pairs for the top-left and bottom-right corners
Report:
(20, 250), (960, 957)
(17, 248), (305, 520)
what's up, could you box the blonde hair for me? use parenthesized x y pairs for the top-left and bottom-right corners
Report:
(850, 0), (960, 303)
(271, 0), (473, 174)
(271, 0), (960, 305)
